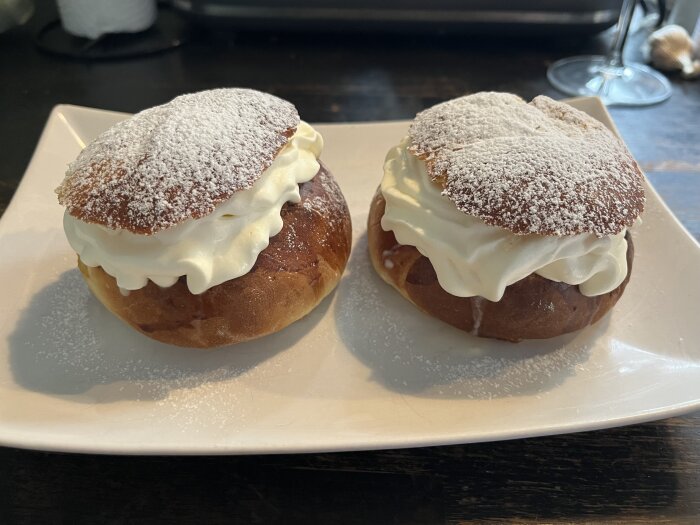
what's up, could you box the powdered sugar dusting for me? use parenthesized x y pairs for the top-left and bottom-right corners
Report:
(408, 92), (645, 237)
(300, 165), (347, 246)
(56, 88), (300, 234)
(21, 271), (249, 405)
(336, 234), (591, 399)
(302, 166), (346, 218)
(13, 270), (323, 429)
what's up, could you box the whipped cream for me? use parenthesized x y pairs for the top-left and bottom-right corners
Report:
(64, 121), (323, 294)
(380, 137), (629, 302)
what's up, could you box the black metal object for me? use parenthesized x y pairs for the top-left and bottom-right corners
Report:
(173, 0), (624, 35)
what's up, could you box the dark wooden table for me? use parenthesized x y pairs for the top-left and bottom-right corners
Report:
(1, 4), (699, 524)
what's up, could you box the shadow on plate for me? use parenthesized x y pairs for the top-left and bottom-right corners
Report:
(335, 233), (608, 400)
(8, 269), (330, 404)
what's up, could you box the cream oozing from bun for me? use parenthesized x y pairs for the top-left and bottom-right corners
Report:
(64, 122), (323, 294)
(57, 88), (328, 294)
(379, 93), (644, 301)
(381, 137), (629, 302)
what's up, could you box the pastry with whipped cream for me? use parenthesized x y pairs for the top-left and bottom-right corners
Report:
(56, 88), (352, 348)
(368, 92), (644, 341)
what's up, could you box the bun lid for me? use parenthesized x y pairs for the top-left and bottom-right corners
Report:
(56, 88), (300, 235)
(408, 92), (645, 237)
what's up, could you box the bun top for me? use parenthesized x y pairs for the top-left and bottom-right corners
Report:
(56, 88), (300, 234)
(408, 92), (645, 237)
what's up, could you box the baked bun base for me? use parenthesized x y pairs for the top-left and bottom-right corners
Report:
(368, 189), (633, 342)
(79, 165), (352, 348)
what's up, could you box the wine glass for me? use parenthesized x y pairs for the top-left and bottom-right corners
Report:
(547, 0), (672, 106)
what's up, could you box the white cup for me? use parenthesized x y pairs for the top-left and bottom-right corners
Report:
(57, 0), (157, 40)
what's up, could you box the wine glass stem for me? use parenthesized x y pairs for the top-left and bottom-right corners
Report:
(608, 0), (636, 67)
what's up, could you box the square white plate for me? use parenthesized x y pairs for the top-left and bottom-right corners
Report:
(1, 98), (699, 455)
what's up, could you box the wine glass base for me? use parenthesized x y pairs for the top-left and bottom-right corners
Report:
(547, 55), (672, 106)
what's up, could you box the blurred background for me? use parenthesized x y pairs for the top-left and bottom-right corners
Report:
(0, 0), (698, 216)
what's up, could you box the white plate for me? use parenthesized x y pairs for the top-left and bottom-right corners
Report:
(1, 98), (699, 455)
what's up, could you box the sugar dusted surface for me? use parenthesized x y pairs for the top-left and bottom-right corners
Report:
(56, 89), (300, 234)
(408, 93), (645, 237)
(337, 233), (591, 400)
(301, 164), (347, 245)
(4, 105), (700, 454)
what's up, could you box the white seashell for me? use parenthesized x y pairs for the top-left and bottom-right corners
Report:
(647, 24), (700, 79)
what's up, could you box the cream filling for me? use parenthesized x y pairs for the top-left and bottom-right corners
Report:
(64, 121), (323, 294)
(380, 137), (629, 302)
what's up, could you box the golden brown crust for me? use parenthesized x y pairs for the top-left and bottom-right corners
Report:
(407, 93), (645, 237)
(60, 128), (296, 236)
(56, 89), (301, 234)
(368, 190), (633, 342)
(79, 165), (352, 348)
